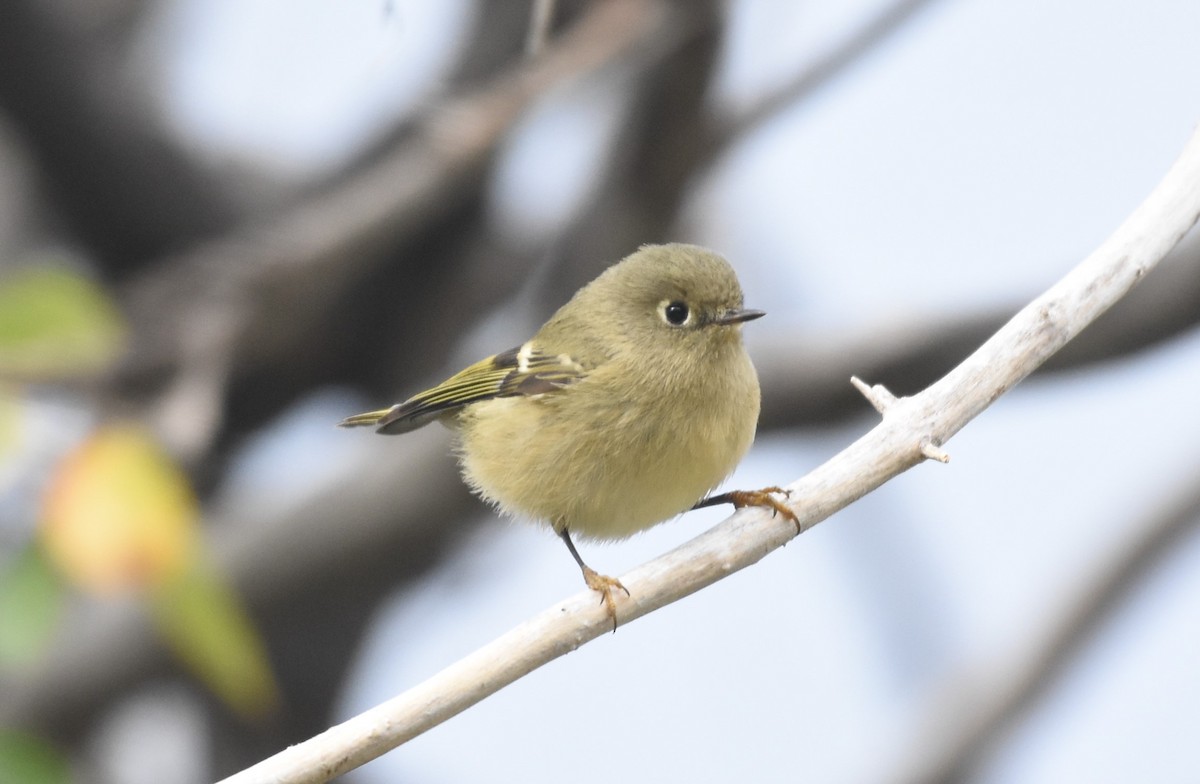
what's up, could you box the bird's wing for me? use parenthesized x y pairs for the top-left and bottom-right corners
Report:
(338, 343), (587, 434)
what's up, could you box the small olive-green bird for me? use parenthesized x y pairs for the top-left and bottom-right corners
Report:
(340, 243), (792, 629)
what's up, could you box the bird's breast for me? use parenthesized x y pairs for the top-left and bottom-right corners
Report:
(457, 349), (760, 541)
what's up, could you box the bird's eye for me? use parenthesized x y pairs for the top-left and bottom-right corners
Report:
(663, 301), (690, 326)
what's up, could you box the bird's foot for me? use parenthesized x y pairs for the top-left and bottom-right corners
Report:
(694, 486), (799, 532)
(581, 566), (629, 633)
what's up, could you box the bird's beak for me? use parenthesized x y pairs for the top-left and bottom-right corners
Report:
(713, 308), (766, 325)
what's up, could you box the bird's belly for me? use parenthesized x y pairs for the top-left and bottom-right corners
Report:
(457, 393), (755, 541)
(560, 445), (736, 539)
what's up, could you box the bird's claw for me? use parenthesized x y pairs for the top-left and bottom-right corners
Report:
(582, 566), (629, 633)
(721, 486), (799, 532)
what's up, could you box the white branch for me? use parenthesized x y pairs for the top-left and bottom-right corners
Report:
(219, 126), (1200, 784)
(851, 374), (900, 414)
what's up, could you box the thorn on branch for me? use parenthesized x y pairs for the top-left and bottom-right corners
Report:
(919, 437), (950, 463)
(851, 375), (898, 415)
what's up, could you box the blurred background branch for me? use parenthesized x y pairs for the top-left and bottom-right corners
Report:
(891, 464), (1200, 784)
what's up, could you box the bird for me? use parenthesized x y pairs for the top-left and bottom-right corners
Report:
(340, 243), (794, 629)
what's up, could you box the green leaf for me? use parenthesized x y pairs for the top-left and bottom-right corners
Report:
(151, 562), (279, 720)
(0, 266), (125, 381)
(0, 731), (72, 784)
(0, 544), (64, 669)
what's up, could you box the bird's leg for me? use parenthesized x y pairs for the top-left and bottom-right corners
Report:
(558, 527), (629, 633)
(692, 486), (799, 532)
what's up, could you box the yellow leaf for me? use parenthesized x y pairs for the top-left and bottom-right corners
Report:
(39, 425), (278, 719)
(152, 562), (279, 720)
(40, 425), (198, 595)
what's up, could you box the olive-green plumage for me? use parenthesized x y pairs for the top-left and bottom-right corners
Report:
(340, 243), (765, 623)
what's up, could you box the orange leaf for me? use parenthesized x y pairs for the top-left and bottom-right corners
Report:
(41, 425), (198, 595)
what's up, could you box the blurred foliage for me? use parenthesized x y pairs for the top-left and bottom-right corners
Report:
(0, 731), (71, 784)
(153, 562), (280, 721)
(0, 545), (63, 669)
(0, 387), (15, 456)
(0, 265), (125, 382)
(0, 262), (116, 678)
(36, 425), (278, 720)
(41, 426), (198, 595)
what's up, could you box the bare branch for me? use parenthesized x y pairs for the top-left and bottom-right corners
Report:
(525, 0), (558, 57)
(851, 374), (899, 413)
(0, 0), (235, 272)
(919, 437), (951, 463)
(113, 0), (687, 459)
(218, 113), (1200, 784)
(756, 231), (1200, 432)
(706, 0), (943, 159)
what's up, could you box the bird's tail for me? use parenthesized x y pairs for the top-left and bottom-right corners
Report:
(337, 408), (392, 428)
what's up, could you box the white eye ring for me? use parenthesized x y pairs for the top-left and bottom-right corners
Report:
(659, 299), (692, 327)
